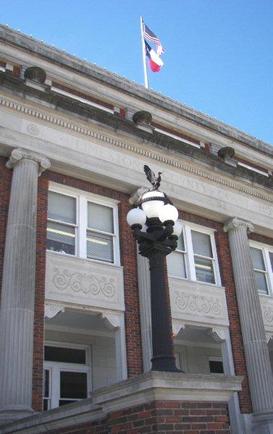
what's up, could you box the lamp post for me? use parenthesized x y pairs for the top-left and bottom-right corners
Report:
(127, 165), (183, 372)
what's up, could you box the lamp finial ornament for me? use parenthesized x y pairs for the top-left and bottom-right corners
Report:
(144, 165), (162, 191)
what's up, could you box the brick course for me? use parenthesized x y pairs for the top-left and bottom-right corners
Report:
(45, 400), (230, 433)
(0, 157), (11, 300)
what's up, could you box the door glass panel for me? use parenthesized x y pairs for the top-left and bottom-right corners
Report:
(45, 346), (86, 364)
(43, 369), (50, 410)
(60, 371), (87, 401)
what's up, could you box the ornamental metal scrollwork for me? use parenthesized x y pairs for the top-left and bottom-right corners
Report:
(52, 267), (115, 298)
(175, 292), (222, 316)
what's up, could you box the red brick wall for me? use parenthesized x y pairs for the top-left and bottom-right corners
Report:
(180, 211), (252, 413)
(0, 157), (11, 300)
(45, 400), (230, 433)
(32, 174), (49, 411)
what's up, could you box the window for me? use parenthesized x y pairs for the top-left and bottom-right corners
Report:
(209, 358), (224, 374)
(47, 184), (120, 265)
(249, 242), (273, 295)
(167, 223), (220, 285)
(43, 344), (90, 410)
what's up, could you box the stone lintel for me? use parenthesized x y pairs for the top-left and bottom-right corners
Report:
(6, 148), (51, 175)
(0, 372), (242, 433)
(224, 216), (254, 234)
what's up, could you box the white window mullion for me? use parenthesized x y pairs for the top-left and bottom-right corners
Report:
(113, 205), (120, 266)
(185, 226), (196, 280)
(210, 234), (221, 286)
(263, 249), (272, 295)
(51, 366), (60, 409)
(78, 196), (87, 258)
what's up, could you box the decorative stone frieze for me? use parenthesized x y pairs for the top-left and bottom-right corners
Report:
(45, 252), (125, 311)
(169, 278), (229, 327)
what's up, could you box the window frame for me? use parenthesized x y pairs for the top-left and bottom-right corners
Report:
(43, 341), (91, 410)
(47, 183), (120, 266)
(249, 240), (273, 296)
(167, 221), (221, 286)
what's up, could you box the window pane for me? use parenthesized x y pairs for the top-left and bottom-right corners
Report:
(209, 360), (224, 374)
(269, 252), (273, 272)
(177, 232), (185, 251)
(254, 271), (268, 293)
(192, 231), (212, 257)
(250, 247), (265, 270)
(43, 369), (50, 397)
(167, 252), (186, 278)
(87, 202), (113, 233)
(47, 221), (75, 255)
(87, 231), (113, 262)
(48, 192), (76, 224)
(45, 346), (86, 364)
(195, 256), (215, 284)
(60, 372), (87, 399)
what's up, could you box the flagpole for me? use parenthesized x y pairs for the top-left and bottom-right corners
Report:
(140, 16), (149, 89)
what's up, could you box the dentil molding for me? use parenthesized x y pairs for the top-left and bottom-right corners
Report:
(1, 95), (273, 204)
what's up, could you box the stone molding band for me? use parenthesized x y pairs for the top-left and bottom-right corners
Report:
(1, 96), (273, 204)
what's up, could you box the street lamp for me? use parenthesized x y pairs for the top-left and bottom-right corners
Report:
(127, 165), (183, 372)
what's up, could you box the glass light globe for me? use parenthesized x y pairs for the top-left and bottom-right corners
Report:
(141, 191), (165, 218)
(158, 204), (178, 224)
(173, 220), (183, 237)
(127, 207), (147, 227)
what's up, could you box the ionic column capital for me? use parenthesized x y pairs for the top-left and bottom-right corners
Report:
(224, 217), (254, 234)
(6, 148), (51, 175)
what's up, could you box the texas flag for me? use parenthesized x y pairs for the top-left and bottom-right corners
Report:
(145, 40), (164, 72)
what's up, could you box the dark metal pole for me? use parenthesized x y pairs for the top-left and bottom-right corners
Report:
(149, 252), (179, 371)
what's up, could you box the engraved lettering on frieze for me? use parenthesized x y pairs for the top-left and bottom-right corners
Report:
(52, 268), (116, 298)
(174, 291), (222, 316)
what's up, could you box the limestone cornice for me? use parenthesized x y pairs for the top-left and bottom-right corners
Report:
(1, 95), (273, 204)
(6, 147), (51, 174)
(224, 217), (255, 234)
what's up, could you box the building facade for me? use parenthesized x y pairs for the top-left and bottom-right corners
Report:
(0, 25), (273, 433)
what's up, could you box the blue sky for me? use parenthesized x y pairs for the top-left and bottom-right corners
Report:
(1, 0), (273, 144)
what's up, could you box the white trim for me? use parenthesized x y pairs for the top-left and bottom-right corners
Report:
(237, 161), (269, 177)
(51, 86), (114, 114)
(167, 221), (221, 286)
(47, 183), (120, 265)
(249, 240), (273, 296)
(154, 127), (201, 149)
(44, 341), (91, 409)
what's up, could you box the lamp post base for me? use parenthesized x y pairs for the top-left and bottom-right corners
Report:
(151, 355), (182, 372)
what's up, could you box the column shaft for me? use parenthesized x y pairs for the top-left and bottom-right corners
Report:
(225, 218), (273, 415)
(0, 149), (50, 423)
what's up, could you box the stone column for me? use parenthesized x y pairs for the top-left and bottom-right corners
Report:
(0, 148), (50, 424)
(224, 217), (273, 433)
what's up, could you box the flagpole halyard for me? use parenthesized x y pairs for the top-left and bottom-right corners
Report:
(140, 16), (149, 89)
